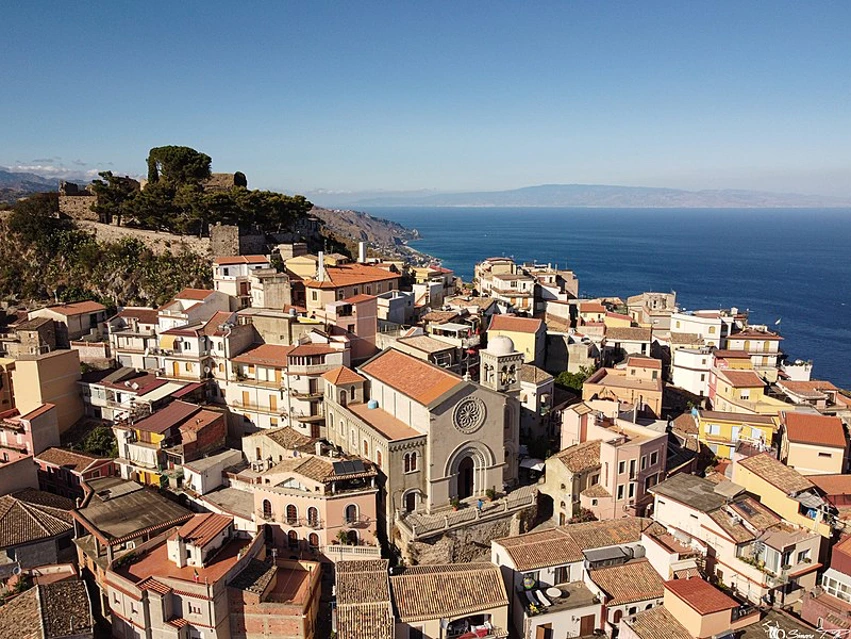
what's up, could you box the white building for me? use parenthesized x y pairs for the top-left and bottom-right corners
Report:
(212, 255), (271, 307)
(671, 347), (713, 397)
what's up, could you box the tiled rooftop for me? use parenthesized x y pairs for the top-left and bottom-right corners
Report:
(554, 440), (602, 474)
(390, 563), (508, 623)
(624, 605), (691, 639)
(665, 577), (738, 614)
(737, 453), (814, 494)
(488, 315), (543, 334)
(0, 579), (93, 639)
(347, 402), (423, 442)
(783, 411), (847, 448)
(336, 559), (393, 639)
(0, 489), (74, 549)
(359, 349), (463, 407)
(589, 559), (664, 606)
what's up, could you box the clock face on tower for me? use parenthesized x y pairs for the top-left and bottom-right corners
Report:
(453, 397), (487, 434)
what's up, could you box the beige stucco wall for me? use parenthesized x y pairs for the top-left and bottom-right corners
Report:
(663, 588), (731, 638)
(782, 439), (845, 475)
(12, 349), (83, 434)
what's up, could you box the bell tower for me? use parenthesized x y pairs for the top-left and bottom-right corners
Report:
(480, 335), (524, 394)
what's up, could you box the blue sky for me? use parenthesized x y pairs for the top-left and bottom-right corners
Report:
(1, 2), (849, 196)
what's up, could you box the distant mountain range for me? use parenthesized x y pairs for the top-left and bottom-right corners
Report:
(0, 169), (60, 203)
(307, 183), (849, 209)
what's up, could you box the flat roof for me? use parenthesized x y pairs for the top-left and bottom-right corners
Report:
(347, 402), (422, 442)
(77, 478), (192, 541)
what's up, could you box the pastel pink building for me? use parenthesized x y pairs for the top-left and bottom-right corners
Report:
(243, 448), (380, 561)
(323, 294), (379, 363)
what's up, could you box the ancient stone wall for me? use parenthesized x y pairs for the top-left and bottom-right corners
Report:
(58, 195), (98, 221)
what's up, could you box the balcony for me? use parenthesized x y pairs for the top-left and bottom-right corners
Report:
(230, 400), (286, 416)
(289, 389), (324, 401)
(321, 544), (381, 561)
(255, 511), (324, 529)
(344, 515), (372, 529)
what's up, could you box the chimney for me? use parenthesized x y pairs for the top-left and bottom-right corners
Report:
(358, 242), (367, 263)
(317, 251), (326, 282)
(315, 440), (323, 457)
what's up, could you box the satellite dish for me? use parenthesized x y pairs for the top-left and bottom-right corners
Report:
(12, 566), (21, 575)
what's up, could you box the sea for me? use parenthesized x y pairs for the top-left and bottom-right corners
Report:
(361, 207), (851, 388)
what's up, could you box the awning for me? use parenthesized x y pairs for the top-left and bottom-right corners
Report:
(520, 458), (545, 472)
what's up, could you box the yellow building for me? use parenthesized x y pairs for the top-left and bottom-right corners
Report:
(710, 367), (788, 415)
(603, 311), (633, 329)
(487, 314), (546, 366)
(11, 349), (84, 434)
(694, 410), (780, 460)
(733, 453), (833, 538)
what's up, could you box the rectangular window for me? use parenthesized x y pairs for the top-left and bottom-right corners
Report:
(641, 456), (646, 470)
(554, 566), (569, 584)
(618, 461), (625, 475)
(590, 474), (599, 485)
(707, 424), (721, 436)
(617, 485), (625, 500)
(311, 291), (318, 301)
(818, 452), (832, 458)
(629, 459), (636, 478)
(650, 451), (658, 466)
(700, 373), (706, 381)
(797, 549), (810, 563)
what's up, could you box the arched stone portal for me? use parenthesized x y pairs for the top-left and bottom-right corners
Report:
(445, 442), (495, 501)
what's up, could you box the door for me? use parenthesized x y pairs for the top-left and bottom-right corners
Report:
(535, 625), (553, 639)
(579, 615), (595, 636)
(269, 394), (277, 412)
(458, 456), (475, 499)
(172, 361), (180, 377)
(242, 391), (250, 408)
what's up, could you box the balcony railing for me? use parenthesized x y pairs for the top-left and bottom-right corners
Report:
(254, 511), (324, 529)
(321, 544), (381, 561)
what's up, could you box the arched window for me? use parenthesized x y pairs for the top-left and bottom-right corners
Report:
(308, 533), (319, 549)
(339, 390), (347, 406)
(286, 504), (298, 525)
(376, 449), (382, 468)
(218, 363), (225, 373)
(287, 530), (299, 549)
(307, 507), (319, 528)
(346, 530), (359, 545)
(344, 504), (358, 524)
(613, 610), (623, 625)
(645, 603), (653, 610)
(410, 451), (417, 471)
(262, 499), (272, 519)
(363, 440), (369, 457)
(404, 453), (411, 473)
(349, 386), (356, 400)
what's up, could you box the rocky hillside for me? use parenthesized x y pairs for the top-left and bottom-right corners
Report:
(311, 206), (431, 264)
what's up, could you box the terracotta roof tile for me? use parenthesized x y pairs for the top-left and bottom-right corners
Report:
(672, 413), (698, 435)
(336, 560), (393, 639)
(35, 447), (105, 474)
(589, 559), (664, 606)
(231, 343), (294, 368)
(304, 264), (399, 289)
(729, 328), (783, 341)
(0, 489), (74, 549)
(359, 349), (463, 406)
(519, 364), (553, 384)
(737, 453), (814, 494)
(717, 369), (765, 388)
(488, 315), (544, 334)
(213, 255), (269, 265)
(130, 400), (200, 434)
(627, 356), (661, 369)
(669, 332), (704, 345)
(624, 605), (692, 639)
(713, 349), (751, 359)
(347, 403), (422, 442)
(116, 307), (159, 324)
(176, 288), (214, 301)
(665, 577), (738, 614)
(38, 300), (106, 316)
(0, 580), (93, 639)
(554, 440), (602, 473)
(289, 343), (337, 357)
(262, 427), (315, 451)
(580, 303), (607, 313)
(200, 311), (235, 336)
(176, 513), (232, 547)
(581, 484), (611, 498)
(390, 563), (508, 623)
(783, 411), (847, 448)
(806, 474), (851, 497)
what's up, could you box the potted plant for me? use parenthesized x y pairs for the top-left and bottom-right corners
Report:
(450, 496), (461, 511)
(336, 530), (349, 545)
(485, 487), (497, 502)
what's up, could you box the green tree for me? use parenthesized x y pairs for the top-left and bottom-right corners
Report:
(146, 146), (212, 184)
(90, 171), (139, 225)
(555, 365), (596, 392)
(7, 192), (62, 246)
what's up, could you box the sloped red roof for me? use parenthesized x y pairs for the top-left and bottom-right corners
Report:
(664, 578), (738, 615)
(176, 513), (232, 548)
(322, 366), (366, 386)
(784, 412), (847, 448)
(40, 300), (106, 316)
(214, 255), (269, 265)
(360, 349), (462, 406)
(488, 314), (543, 334)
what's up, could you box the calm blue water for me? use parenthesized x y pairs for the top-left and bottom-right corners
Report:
(364, 207), (851, 388)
